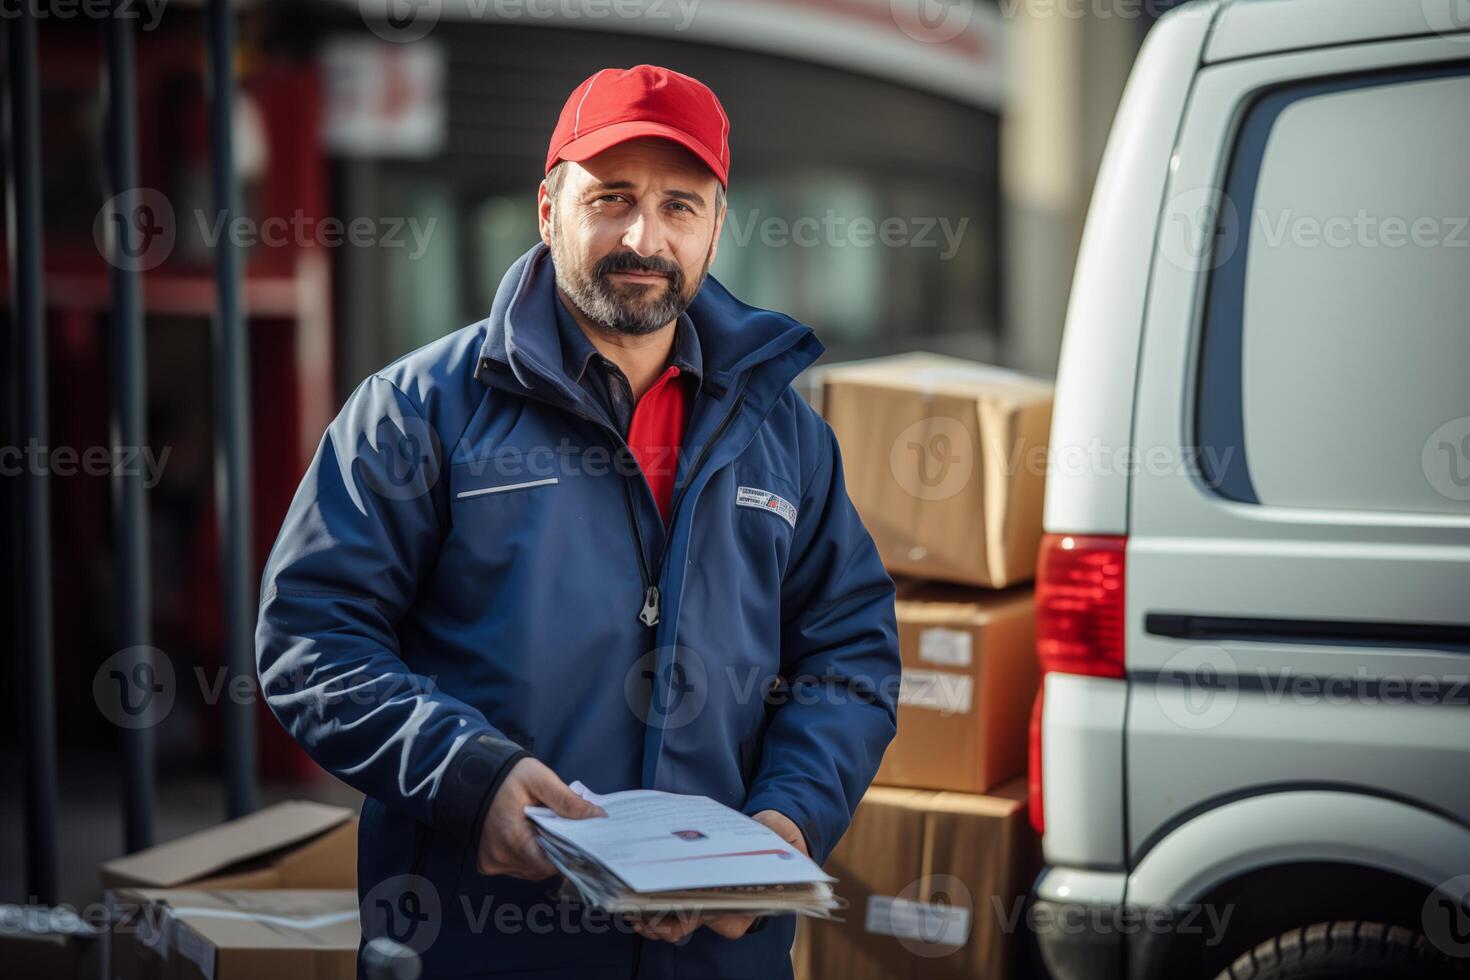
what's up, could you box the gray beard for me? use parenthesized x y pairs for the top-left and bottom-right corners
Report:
(549, 225), (712, 337)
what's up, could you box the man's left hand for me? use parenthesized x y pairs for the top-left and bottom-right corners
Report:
(629, 809), (808, 943)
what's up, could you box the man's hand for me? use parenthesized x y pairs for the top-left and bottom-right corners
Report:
(629, 809), (809, 943)
(476, 757), (605, 880)
(751, 808), (808, 856)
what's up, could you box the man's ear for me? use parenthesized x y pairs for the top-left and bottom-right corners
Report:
(537, 182), (554, 247)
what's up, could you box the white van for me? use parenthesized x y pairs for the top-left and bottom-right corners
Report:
(1029, 2), (1470, 978)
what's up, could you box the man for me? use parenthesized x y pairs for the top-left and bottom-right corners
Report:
(256, 64), (899, 979)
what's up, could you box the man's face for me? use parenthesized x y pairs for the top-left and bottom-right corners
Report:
(539, 137), (724, 336)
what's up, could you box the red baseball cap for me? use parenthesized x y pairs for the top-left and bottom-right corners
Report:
(545, 65), (730, 189)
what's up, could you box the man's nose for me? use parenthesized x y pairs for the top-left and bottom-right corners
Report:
(621, 205), (664, 257)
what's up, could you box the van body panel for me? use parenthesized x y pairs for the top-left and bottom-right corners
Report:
(1125, 791), (1469, 909)
(1205, 0), (1465, 66)
(1042, 2), (1219, 537)
(1125, 35), (1470, 865)
(1040, 673), (1129, 868)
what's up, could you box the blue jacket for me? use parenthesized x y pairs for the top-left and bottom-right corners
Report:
(256, 242), (900, 979)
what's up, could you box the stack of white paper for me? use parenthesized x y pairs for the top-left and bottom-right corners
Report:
(525, 783), (842, 918)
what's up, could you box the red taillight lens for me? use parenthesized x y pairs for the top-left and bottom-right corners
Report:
(1029, 533), (1127, 835)
(1035, 533), (1127, 678)
(1028, 687), (1045, 834)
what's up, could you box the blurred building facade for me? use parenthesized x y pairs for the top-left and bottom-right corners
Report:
(320, 0), (1009, 386)
(318, 0), (1170, 382)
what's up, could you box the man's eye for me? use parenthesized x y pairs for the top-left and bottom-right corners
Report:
(667, 201), (693, 213)
(598, 194), (628, 204)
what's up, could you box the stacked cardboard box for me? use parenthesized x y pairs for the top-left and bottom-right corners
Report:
(822, 353), (1051, 797)
(803, 353), (1053, 980)
(797, 781), (1039, 980)
(878, 581), (1038, 795)
(109, 889), (358, 980)
(820, 353), (1052, 589)
(102, 800), (359, 980)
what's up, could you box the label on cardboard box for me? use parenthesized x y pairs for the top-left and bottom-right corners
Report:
(898, 669), (973, 714)
(918, 627), (973, 667)
(134, 906), (168, 953)
(173, 922), (215, 980)
(106, 889), (170, 955)
(865, 894), (971, 947)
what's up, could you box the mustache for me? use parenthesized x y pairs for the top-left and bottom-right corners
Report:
(596, 251), (682, 283)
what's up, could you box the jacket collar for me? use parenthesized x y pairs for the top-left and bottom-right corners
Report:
(477, 243), (823, 406)
(554, 291), (705, 400)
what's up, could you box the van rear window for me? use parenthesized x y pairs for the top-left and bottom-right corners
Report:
(1195, 65), (1470, 516)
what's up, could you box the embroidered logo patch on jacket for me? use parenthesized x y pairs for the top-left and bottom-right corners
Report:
(735, 485), (798, 528)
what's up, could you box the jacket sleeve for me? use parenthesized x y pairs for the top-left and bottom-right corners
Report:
(741, 417), (899, 865)
(255, 374), (527, 846)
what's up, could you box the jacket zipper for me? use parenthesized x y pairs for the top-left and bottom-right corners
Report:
(635, 390), (747, 627)
(480, 371), (655, 622)
(618, 459), (659, 626)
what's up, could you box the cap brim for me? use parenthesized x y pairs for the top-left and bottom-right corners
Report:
(554, 120), (727, 188)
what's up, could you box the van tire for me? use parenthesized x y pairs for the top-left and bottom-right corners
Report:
(1212, 921), (1467, 980)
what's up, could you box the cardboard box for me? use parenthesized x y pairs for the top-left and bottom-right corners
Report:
(822, 354), (1052, 589)
(109, 890), (358, 980)
(792, 919), (811, 980)
(802, 780), (1040, 980)
(102, 802), (357, 980)
(875, 582), (1038, 794)
(0, 905), (104, 980)
(101, 801), (357, 892)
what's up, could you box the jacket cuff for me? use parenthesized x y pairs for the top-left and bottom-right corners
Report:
(433, 733), (531, 845)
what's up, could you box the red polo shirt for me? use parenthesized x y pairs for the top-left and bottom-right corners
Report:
(627, 363), (692, 523)
(554, 296), (700, 524)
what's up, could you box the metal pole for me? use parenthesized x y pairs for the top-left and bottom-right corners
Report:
(206, 0), (257, 818)
(5, 8), (61, 906)
(105, 0), (156, 852)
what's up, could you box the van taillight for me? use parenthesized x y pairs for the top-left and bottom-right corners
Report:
(1028, 533), (1126, 835)
(1028, 688), (1045, 834)
(1035, 533), (1126, 678)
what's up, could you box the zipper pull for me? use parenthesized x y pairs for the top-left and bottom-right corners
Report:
(639, 585), (660, 627)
